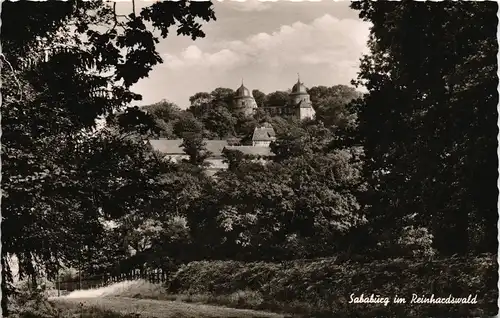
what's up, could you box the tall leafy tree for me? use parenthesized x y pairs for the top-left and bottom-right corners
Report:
(1, 0), (216, 313)
(308, 85), (362, 128)
(181, 132), (212, 166)
(351, 1), (498, 255)
(188, 92), (213, 118)
(265, 91), (289, 107)
(211, 87), (235, 104)
(221, 148), (245, 172)
(252, 89), (267, 107)
(203, 106), (237, 139)
(173, 112), (205, 136)
(143, 100), (183, 123)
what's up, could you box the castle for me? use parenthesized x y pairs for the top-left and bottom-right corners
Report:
(149, 126), (274, 176)
(149, 76), (315, 176)
(234, 75), (315, 120)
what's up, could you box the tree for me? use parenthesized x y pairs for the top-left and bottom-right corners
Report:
(270, 126), (311, 161)
(211, 87), (235, 106)
(173, 112), (204, 136)
(203, 106), (237, 139)
(192, 145), (366, 260)
(254, 108), (272, 124)
(283, 151), (366, 256)
(181, 132), (212, 166)
(187, 87), (261, 139)
(188, 92), (213, 118)
(265, 91), (289, 107)
(1, 0), (216, 314)
(143, 100), (183, 123)
(308, 85), (362, 128)
(252, 89), (267, 107)
(187, 117), (366, 261)
(351, 1), (498, 255)
(270, 121), (334, 161)
(112, 106), (162, 137)
(221, 148), (245, 172)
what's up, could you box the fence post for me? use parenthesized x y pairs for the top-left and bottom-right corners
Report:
(57, 270), (60, 297)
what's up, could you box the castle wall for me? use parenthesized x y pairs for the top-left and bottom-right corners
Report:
(235, 97), (257, 116)
(290, 94), (310, 105)
(253, 140), (272, 147)
(299, 107), (315, 120)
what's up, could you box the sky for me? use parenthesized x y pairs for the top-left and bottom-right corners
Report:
(119, 0), (371, 109)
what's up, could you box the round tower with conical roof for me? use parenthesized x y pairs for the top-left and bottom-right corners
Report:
(233, 80), (257, 116)
(289, 74), (315, 120)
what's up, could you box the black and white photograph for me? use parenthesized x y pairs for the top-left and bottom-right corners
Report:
(1, 0), (498, 317)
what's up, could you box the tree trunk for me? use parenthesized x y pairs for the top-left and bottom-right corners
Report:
(1, 255), (10, 317)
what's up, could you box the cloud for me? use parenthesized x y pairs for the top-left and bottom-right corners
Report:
(144, 14), (370, 107)
(161, 14), (369, 75)
(161, 45), (242, 70)
(223, 0), (273, 12)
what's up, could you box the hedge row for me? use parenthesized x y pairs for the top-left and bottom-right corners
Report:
(166, 254), (498, 317)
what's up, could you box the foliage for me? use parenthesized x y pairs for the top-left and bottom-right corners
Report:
(167, 255), (498, 317)
(9, 282), (60, 318)
(180, 132), (212, 166)
(203, 106), (237, 138)
(1, 0), (216, 315)
(151, 84), (361, 143)
(252, 89), (267, 107)
(189, 120), (366, 261)
(221, 149), (245, 172)
(142, 100), (185, 138)
(173, 112), (205, 136)
(109, 106), (162, 137)
(350, 1), (498, 255)
(308, 85), (361, 128)
(265, 91), (289, 107)
(396, 226), (436, 258)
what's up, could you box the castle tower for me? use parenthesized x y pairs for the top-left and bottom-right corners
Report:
(290, 74), (315, 120)
(233, 80), (257, 116)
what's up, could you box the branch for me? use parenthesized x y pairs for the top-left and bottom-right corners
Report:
(103, 2), (129, 35)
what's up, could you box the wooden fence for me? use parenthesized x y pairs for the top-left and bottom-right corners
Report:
(58, 269), (169, 292)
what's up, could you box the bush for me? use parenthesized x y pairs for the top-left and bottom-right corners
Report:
(397, 226), (436, 257)
(166, 254), (498, 317)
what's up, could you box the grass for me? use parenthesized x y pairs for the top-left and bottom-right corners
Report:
(51, 297), (285, 318)
(74, 280), (283, 314)
(15, 280), (286, 318)
(11, 298), (140, 318)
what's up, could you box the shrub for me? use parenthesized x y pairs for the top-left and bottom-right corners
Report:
(397, 226), (436, 257)
(166, 254), (498, 317)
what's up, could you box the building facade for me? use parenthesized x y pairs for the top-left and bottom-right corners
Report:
(252, 122), (276, 147)
(235, 76), (316, 121)
(233, 81), (258, 116)
(149, 138), (274, 176)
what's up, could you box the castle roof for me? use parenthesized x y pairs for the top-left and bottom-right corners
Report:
(235, 83), (252, 99)
(224, 145), (274, 157)
(252, 125), (276, 142)
(291, 79), (308, 95)
(149, 139), (229, 158)
(149, 138), (276, 158)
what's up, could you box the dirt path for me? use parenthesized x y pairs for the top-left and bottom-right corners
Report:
(52, 296), (286, 318)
